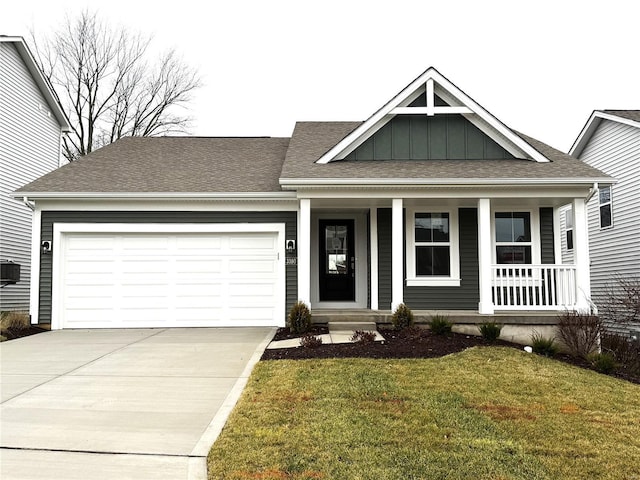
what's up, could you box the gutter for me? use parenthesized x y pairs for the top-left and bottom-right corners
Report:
(279, 177), (616, 188)
(12, 191), (298, 201)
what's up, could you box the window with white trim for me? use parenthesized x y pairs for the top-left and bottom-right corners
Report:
(406, 209), (460, 286)
(565, 208), (573, 251)
(599, 186), (613, 229)
(495, 212), (532, 264)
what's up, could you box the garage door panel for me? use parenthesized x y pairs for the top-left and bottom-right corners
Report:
(65, 235), (117, 255)
(175, 236), (223, 252)
(229, 307), (276, 321)
(66, 259), (116, 275)
(230, 235), (276, 250)
(121, 236), (170, 253)
(228, 258), (277, 274)
(59, 230), (283, 328)
(175, 259), (223, 274)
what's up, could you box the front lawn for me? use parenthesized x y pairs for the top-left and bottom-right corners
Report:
(208, 347), (640, 479)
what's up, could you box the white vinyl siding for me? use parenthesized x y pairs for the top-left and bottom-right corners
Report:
(579, 119), (640, 332)
(0, 42), (63, 311)
(54, 229), (285, 329)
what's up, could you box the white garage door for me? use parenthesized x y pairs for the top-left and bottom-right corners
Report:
(54, 227), (284, 329)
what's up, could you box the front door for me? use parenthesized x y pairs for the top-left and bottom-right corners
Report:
(319, 219), (355, 301)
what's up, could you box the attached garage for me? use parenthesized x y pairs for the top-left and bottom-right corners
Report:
(50, 223), (286, 329)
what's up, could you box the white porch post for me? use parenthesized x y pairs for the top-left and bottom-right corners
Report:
(572, 198), (591, 311)
(391, 198), (404, 311)
(477, 198), (494, 314)
(298, 198), (311, 307)
(370, 207), (379, 310)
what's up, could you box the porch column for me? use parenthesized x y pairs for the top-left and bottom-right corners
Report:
(477, 198), (494, 314)
(391, 198), (404, 311)
(298, 198), (311, 307)
(370, 207), (379, 310)
(572, 198), (591, 311)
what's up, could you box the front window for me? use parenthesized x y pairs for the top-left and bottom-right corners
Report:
(415, 213), (450, 276)
(599, 186), (613, 229)
(406, 208), (460, 286)
(495, 212), (532, 264)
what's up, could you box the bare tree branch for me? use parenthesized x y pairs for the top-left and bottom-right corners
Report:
(30, 10), (201, 161)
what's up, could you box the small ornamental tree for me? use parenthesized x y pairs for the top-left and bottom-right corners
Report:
(288, 301), (312, 334)
(392, 303), (414, 330)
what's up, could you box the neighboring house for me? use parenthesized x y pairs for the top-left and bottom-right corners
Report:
(564, 110), (640, 334)
(0, 36), (70, 312)
(14, 67), (611, 330)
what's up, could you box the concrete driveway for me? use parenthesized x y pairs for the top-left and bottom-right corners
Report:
(0, 327), (274, 479)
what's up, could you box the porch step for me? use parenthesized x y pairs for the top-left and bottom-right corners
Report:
(313, 310), (391, 324)
(328, 321), (377, 332)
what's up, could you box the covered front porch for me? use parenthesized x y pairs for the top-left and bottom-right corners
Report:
(296, 190), (592, 316)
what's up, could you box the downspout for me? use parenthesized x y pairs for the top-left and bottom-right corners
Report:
(22, 196), (35, 211)
(586, 182), (598, 203)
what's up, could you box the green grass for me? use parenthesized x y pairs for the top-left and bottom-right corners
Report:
(208, 347), (640, 480)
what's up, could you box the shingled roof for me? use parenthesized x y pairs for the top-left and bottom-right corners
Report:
(16, 136), (290, 194)
(16, 123), (611, 196)
(279, 122), (611, 182)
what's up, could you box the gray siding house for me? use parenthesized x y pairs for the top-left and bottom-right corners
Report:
(566, 110), (640, 334)
(15, 67), (611, 330)
(0, 37), (70, 312)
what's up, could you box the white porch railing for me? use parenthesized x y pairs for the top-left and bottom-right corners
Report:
(491, 264), (577, 310)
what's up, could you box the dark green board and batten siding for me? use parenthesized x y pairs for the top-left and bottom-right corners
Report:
(345, 114), (516, 161)
(377, 207), (556, 311)
(37, 211), (297, 325)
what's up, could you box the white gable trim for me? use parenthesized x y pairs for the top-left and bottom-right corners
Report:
(315, 67), (550, 164)
(570, 110), (640, 157)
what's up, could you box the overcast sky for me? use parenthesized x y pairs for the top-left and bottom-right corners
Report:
(3, 0), (638, 152)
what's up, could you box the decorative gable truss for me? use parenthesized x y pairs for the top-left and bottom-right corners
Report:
(316, 67), (549, 163)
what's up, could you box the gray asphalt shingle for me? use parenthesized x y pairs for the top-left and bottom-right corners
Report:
(16, 136), (290, 193)
(16, 121), (611, 195)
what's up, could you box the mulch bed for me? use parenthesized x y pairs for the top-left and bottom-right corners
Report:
(0, 326), (48, 341)
(262, 326), (640, 385)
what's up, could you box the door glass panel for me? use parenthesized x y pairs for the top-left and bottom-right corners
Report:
(325, 225), (348, 274)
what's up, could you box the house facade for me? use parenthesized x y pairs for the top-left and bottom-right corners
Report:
(0, 36), (70, 311)
(15, 68), (610, 330)
(565, 110), (640, 334)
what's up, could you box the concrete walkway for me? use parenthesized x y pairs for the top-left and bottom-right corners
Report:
(266, 322), (384, 349)
(0, 327), (275, 480)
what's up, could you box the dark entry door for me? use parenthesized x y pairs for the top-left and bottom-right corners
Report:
(319, 219), (355, 302)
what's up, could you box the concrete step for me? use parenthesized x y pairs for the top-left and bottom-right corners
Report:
(328, 321), (377, 332)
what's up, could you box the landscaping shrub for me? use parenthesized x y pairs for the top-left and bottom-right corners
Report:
(288, 301), (312, 334)
(478, 322), (502, 342)
(601, 276), (640, 326)
(601, 332), (640, 376)
(299, 334), (323, 348)
(429, 315), (452, 335)
(557, 310), (602, 358)
(588, 352), (618, 374)
(350, 330), (377, 344)
(530, 331), (558, 357)
(391, 303), (414, 330)
(0, 311), (30, 338)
